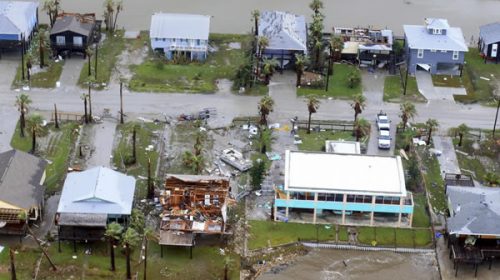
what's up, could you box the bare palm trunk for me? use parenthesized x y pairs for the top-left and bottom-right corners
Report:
(39, 36), (44, 68)
(120, 82), (124, 124)
(132, 127), (137, 163)
(10, 249), (16, 280)
(83, 97), (88, 124)
(296, 72), (302, 87)
(20, 108), (26, 138)
(88, 84), (92, 122)
(427, 127), (432, 145)
(126, 244), (132, 280)
(109, 239), (115, 271)
(54, 104), (59, 129)
(31, 127), (36, 153)
(307, 112), (312, 134)
(254, 19), (258, 36)
(113, 8), (121, 32)
(458, 133), (464, 147)
(147, 158), (154, 199)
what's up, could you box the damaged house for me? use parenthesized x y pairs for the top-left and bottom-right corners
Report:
(159, 175), (230, 255)
(333, 27), (394, 68)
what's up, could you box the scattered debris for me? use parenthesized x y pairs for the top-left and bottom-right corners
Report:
(480, 76), (490, 81)
(220, 148), (252, 172)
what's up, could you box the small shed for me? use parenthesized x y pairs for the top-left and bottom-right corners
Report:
(479, 22), (500, 63)
(0, 1), (38, 50)
(56, 167), (135, 243)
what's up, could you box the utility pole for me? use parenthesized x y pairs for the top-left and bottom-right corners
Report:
(493, 96), (500, 137)
(88, 83), (92, 122)
(120, 82), (124, 124)
(94, 43), (98, 80)
(403, 63), (409, 96)
(54, 103), (59, 129)
(21, 33), (25, 81)
(325, 48), (332, 92)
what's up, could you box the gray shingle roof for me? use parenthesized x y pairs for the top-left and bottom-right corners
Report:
(50, 15), (94, 37)
(447, 186), (500, 236)
(479, 22), (500, 46)
(0, 1), (38, 36)
(0, 150), (46, 209)
(404, 19), (468, 52)
(258, 11), (307, 53)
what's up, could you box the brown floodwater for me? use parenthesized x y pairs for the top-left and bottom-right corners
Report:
(32, 0), (500, 39)
(258, 248), (441, 280)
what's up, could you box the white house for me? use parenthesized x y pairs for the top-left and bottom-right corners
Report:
(150, 13), (210, 61)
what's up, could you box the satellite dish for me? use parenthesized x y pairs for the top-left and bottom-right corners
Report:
(0, 221), (7, 228)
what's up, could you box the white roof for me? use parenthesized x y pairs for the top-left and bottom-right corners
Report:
(258, 11), (307, 52)
(57, 167), (136, 215)
(425, 18), (450, 30)
(150, 13), (210, 40)
(325, 140), (361, 154)
(284, 151), (407, 197)
(0, 1), (38, 36)
(404, 20), (468, 52)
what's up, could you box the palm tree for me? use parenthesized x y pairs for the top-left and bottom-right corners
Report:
(295, 53), (308, 87)
(81, 94), (89, 124)
(455, 123), (469, 147)
(15, 94), (32, 137)
(183, 151), (205, 174)
(309, 0), (324, 15)
(262, 58), (278, 85)
(42, 0), (60, 27)
(105, 222), (123, 272)
(330, 36), (344, 63)
(257, 36), (269, 58)
(425, 119), (439, 145)
(251, 10), (260, 36)
(354, 118), (370, 142)
(347, 70), (361, 88)
(313, 39), (324, 70)
(352, 94), (366, 121)
(122, 227), (141, 280)
(27, 114), (45, 154)
(306, 96), (320, 134)
(258, 96), (275, 126)
(112, 0), (124, 32)
(399, 102), (417, 131)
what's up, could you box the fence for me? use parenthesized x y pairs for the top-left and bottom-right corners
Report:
(51, 112), (84, 122)
(296, 120), (354, 132)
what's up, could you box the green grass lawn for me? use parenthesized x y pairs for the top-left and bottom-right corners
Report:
(417, 147), (447, 214)
(357, 227), (432, 247)
(432, 75), (464, 88)
(297, 64), (362, 99)
(297, 130), (357, 152)
(10, 121), (79, 193)
(412, 193), (431, 228)
(129, 33), (249, 93)
(457, 48), (500, 105)
(112, 122), (164, 199)
(383, 75), (426, 103)
(12, 60), (64, 89)
(78, 31), (126, 89)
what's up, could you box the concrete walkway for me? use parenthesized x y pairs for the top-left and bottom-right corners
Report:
(432, 136), (461, 176)
(415, 71), (467, 102)
(85, 119), (117, 167)
(58, 57), (85, 89)
(362, 70), (387, 107)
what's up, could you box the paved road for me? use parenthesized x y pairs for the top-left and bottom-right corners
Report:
(0, 59), (498, 153)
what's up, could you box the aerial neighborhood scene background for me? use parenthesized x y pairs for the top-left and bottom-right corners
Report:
(0, 0), (499, 279)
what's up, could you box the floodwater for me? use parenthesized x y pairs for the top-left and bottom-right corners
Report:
(258, 249), (441, 280)
(33, 0), (500, 39)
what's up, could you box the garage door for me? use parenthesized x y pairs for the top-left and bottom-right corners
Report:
(417, 63), (431, 71)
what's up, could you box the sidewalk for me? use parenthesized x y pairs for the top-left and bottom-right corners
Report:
(432, 136), (461, 176)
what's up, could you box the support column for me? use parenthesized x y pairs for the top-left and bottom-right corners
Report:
(398, 197), (404, 227)
(313, 193), (318, 224)
(285, 191), (290, 218)
(370, 196), (376, 226)
(341, 194), (347, 225)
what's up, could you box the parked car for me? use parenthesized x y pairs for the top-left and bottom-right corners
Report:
(376, 112), (390, 130)
(378, 130), (391, 149)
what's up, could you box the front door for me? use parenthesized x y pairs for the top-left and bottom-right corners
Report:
(492, 44), (498, 58)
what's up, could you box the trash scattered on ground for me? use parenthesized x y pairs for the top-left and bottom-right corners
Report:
(220, 148), (252, 171)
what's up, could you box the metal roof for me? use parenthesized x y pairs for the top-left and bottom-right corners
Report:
(150, 13), (210, 40)
(425, 18), (450, 30)
(479, 22), (500, 45)
(0, 1), (38, 36)
(0, 150), (46, 209)
(404, 20), (468, 52)
(258, 10), (307, 53)
(50, 14), (94, 37)
(58, 212), (107, 227)
(57, 167), (136, 215)
(284, 150), (407, 197)
(447, 186), (500, 236)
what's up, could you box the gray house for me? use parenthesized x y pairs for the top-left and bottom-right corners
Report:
(258, 11), (307, 69)
(479, 22), (500, 63)
(404, 18), (468, 75)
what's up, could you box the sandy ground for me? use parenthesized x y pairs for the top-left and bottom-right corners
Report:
(259, 248), (440, 280)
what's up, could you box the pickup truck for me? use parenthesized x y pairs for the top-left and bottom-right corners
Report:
(376, 112), (390, 130)
(378, 129), (391, 149)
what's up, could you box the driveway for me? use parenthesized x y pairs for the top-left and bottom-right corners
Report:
(432, 136), (461, 176)
(415, 71), (466, 102)
(58, 57), (85, 89)
(85, 119), (117, 167)
(366, 120), (396, 156)
(362, 70), (387, 107)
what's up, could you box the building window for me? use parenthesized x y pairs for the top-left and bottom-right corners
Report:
(433, 28), (441, 35)
(56, 36), (65, 45)
(196, 39), (201, 45)
(430, 49), (436, 52)
(452, 51), (459, 60)
(73, 36), (83, 46)
(441, 50), (447, 53)
(417, 49), (424, 58)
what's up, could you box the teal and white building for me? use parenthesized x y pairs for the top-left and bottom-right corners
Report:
(274, 151), (414, 227)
